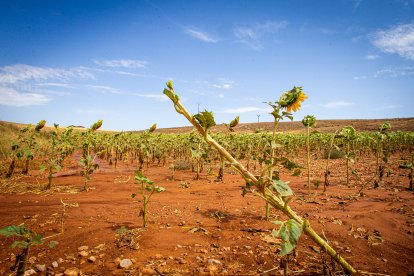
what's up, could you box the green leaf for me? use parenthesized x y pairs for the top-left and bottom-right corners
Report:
(272, 180), (293, 197)
(131, 193), (137, 198)
(274, 219), (303, 256)
(0, 225), (22, 237)
(154, 186), (165, 193)
(135, 171), (153, 184)
(194, 110), (216, 131)
(55, 164), (62, 172)
(32, 233), (44, 245)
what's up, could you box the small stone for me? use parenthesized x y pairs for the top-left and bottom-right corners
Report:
(200, 249), (208, 254)
(35, 264), (46, 272)
(52, 261), (59, 268)
(64, 267), (80, 276)
(119, 259), (133, 269)
(28, 256), (37, 264)
(94, 244), (105, 251)
(88, 256), (96, 263)
(179, 258), (187, 264)
(176, 244), (182, 248)
(77, 245), (89, 251)
(79, 251), (88, 257)
(208, 259), (222, 265)
(23, 269), (36, 276)
(178, 221), (185, 226)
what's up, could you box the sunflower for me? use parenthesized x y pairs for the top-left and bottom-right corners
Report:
(279, 86), (307, 113)
(287, 92), (307, 113)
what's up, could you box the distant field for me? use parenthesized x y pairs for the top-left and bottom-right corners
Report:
(154, 117), (414, 134)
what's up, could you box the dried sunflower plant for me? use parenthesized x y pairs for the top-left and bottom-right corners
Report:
(163, 80), (356, 274)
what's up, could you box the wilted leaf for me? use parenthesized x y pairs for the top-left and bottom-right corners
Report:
(272, 180), (293, 197)
(273, 219), (303, 256)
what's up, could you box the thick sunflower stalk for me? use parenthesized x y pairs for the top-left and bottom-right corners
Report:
(163, 81), (356, 274)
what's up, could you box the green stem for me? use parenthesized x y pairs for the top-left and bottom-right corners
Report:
(166, 93), (357, 274)
(307, 126), (311, 194)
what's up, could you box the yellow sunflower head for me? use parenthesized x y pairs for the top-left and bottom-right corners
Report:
(279, 86), (307, 113)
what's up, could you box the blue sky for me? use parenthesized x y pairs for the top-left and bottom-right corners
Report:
(0, 0), (413, 131)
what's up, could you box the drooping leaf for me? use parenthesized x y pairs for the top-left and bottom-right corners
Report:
(273, 219), (303, 256)
(90, 120), (103, 131)
(229, 116), (240, 131)
(272, 179), (293, 197)
(148, 123), (157, 133)
(35, 120), (46, 131)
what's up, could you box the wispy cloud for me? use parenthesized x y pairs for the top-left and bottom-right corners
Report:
(93, 59), (148, 68)
(364, 54), (380, 60)
(36, 82), (73, 88)
(0, 64), (93, 107)
(0, 64), (93, 84)
(0, 86), (51, 106)
(221, 106), (271, 114)
(234, 20), (288, 50)
(374, 66), (414, 78)
(184, 27), (217, 43)
(319, 28), (337, 35)
(210, 78), (234, 89)
(370, 23), (414, 60)
(353, 0), (362, 9)
(321, 101), (354, 108)
(353, 75), (367, 80)
(86, 85), (122, 94)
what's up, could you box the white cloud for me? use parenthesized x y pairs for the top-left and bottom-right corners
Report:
(234, 21), (288, 50)
(321, 101), (354, 108)
(222, 106), (271, 114)
(86, 85), (122, 94)
(0, 86), (51, 106)
(370, 23), (414, 60)
(211, 78), (234, 89)
(0, 64), (93, 84)
(217, 93), (225, 99)
(184, 27), (217, 43)
(93, 59), (148, 68)
(36, 82), (73, 88)
(375, 66), (414, 78)
(353, 75), (367, 80)
(364, 54), (380, 60)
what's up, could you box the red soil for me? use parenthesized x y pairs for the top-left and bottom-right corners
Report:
(0, 153), (413, 275)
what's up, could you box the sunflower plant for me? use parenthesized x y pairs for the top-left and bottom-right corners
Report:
(163, 81), (356, 274)
(80, 120), (102, 191)
(6, 120), (46, 178)
(263, 86), (307, 218)
(302, 115), (316, 194)
(131, 171), (165, 228)
(0, 224), (57, 276)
